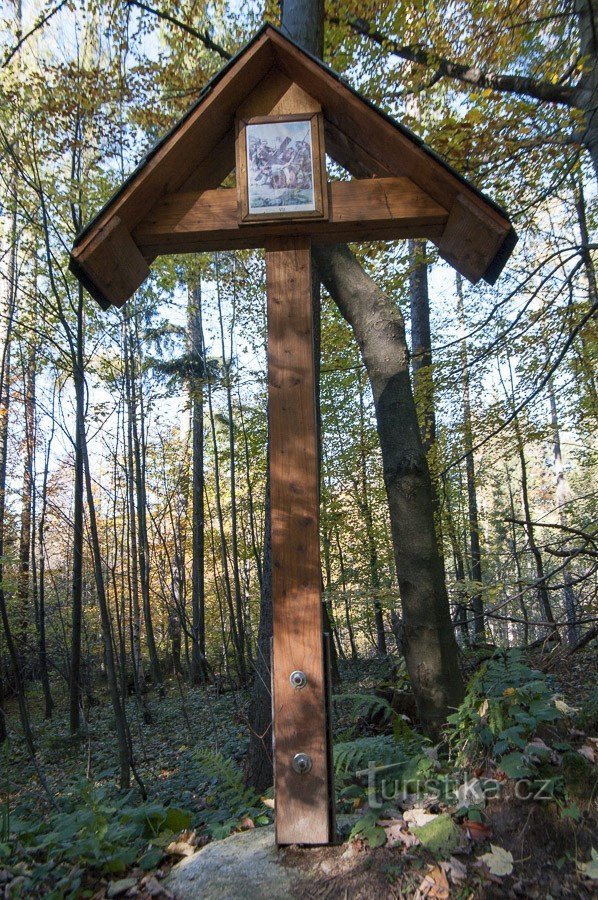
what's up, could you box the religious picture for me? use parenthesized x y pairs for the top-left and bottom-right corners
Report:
(245, 119), (316, 214)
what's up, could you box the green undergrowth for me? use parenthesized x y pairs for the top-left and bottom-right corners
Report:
(1, 654), (595, 896)
(333, 650), (597, 847)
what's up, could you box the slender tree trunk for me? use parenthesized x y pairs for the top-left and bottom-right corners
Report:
(123, 322), (145, 700)
(36, 386), (55, 718)
(357, 384), (387, 655)
(246, 469), (273, 791)
(0, 154), (19, 743)
(129, 318), (162, 686)
(188, 282), (210, 684)
(513, 414), (558, 637)
(456, 274), (486, 641)
(335, 525), (358, 659)
(82, 436), (131, 788)
(216, 263), (247, 677)
(206, 356), (246, 684)
(409, 240), (435, 453)
(69, 285), (85, 733)
(443, 479), (470, 646)
(547, 377), (578, 644)
(17, 343), (35, 651)
(574, 178), (598, 413)
(237, 389), (263, 589)
(505, 462), (529, 647)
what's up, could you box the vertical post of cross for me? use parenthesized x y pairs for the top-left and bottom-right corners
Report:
(265, 235), (332, 845)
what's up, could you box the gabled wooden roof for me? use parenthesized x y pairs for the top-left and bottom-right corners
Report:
(70, 23), (517, 309)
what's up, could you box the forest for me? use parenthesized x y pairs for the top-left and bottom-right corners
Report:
(0, 0), (596, 897)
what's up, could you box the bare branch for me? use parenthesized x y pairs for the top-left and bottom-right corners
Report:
(2, 0), (69, 69)
(126, 0), (232, 60)
(332, 14), (580, 108)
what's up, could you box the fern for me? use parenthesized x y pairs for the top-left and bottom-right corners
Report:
(334, 735), (398, 774)
(333, 692), (395, 725)
(193, 749), (259, 815)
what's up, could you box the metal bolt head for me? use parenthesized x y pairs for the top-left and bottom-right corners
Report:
(292, 753), (313, 774)
(290, 670), (307, 689)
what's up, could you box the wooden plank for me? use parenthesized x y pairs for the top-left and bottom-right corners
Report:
(236, 67), (321, 118)
(177, 129), (236, 193)
(72, 33), (275, 258)
(324, 120), (392, 179)
(266, 236), (330, 846)
(438, 194), (510, 283)
(133, 177), (448, 255)
(72, 217), (149, 307)
(266, 30), (510, 233)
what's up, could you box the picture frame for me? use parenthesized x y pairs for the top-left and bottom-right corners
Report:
(236, 112), (328, 223)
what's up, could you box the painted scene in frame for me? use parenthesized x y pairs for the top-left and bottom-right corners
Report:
(246, 119), (315, 214)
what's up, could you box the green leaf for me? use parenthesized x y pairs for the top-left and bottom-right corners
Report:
(350, 814), (387, 849)
(163, 808), (193, 833)
(561, 803), (581, 821)
(498, 752), (532, 778)
(139, 846), (164, 870)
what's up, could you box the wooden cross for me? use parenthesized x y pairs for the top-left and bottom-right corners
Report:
(69, 24), (515, 846)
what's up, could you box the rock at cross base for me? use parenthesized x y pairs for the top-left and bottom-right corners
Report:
(165, 826), (310, 899)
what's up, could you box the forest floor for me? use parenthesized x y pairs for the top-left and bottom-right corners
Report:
(1, 648), (597, 898)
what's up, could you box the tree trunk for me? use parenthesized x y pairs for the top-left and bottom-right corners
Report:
(188, 281), (210, 684)
(0, 158), (22, 744)
(574, 178), (598, 413)
(17, 342), (35, 651)
(36, 386), (55, 718)
(357, 384), (387, 655)
(575, 0), (598, 183)
(69, 285), (85, 733)
(335, 524), (358, 659)
(547, 376), (578, 644)
(129, 317), (162, 686)
(82, 435), (131, 788)
(246, 471), (273, 791)
(123, 320), (146, 704)
(409, 240), (435, 453)
(216, 261), (247, 678)
(513, 412), (558, 637)
(456, 275), (486, 641)
(314, 244), (464, 730)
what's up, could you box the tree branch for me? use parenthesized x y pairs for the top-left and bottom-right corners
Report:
(2, 0), (69, 69)
(441, 299), (598, 476)
(333, 14), (580, 108)
(126, 0), (232, 60)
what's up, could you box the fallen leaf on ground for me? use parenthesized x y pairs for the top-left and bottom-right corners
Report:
(554, 698), (579, 715)
(141, 875), (174, 898)
(239, 817), (255, 829)
(165, 840), (195, 857)
(578, 745), (595, 763)
(404, 808), (439, 828)
(578, 848), (598, 880)
(378, 818), (420, 848)
(415, 864), (450, 899)
(261, 797), (275, 809)
(440, 856), (467, 883)
(463, 819), (491, 842)
(478, 844), (514, 876)
(107, 879), (136, 899)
